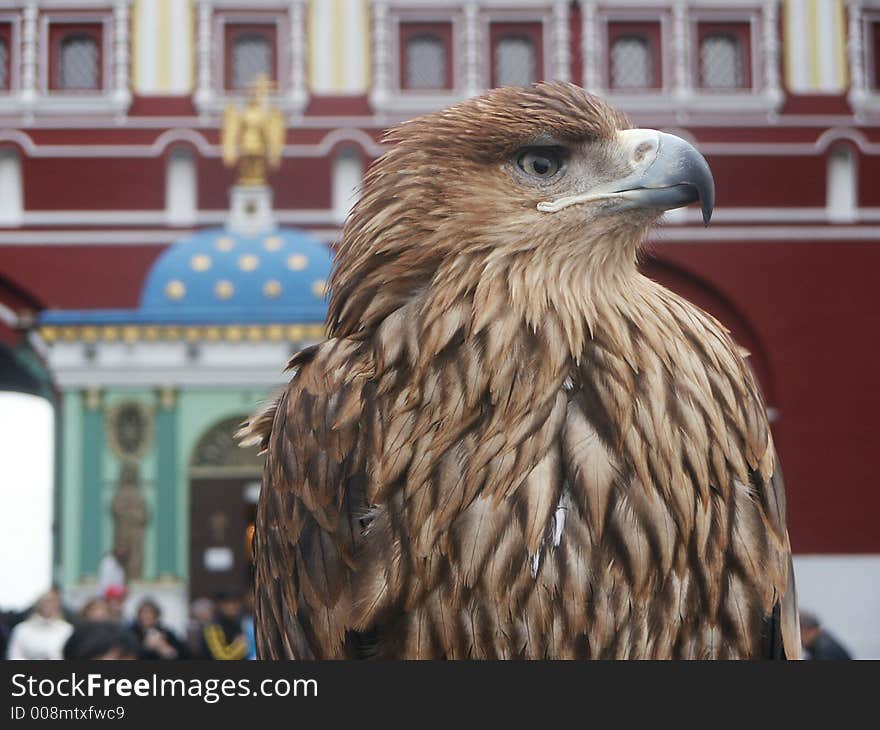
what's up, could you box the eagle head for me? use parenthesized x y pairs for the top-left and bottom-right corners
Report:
(328, 82), (714, 339)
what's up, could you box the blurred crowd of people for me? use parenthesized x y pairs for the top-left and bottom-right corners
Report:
(1, 585), (855, 660)
(1, 586), (257, 661)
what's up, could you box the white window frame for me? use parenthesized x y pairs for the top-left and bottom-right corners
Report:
(579, 0), (782, 117)
(40, 13), (111, 95)
(0, 0), (132, 118)
(214, 12), (287, 95)
(479, 6), (552, 91)
(194, 0), (307, 117)
(371, 1), (569, 114)
(849, 1), (880, 118)
(381, 4), (465, 113)
(0, 12), (22, 96)
(688, 7), (760, 95)
(592, 6), (673, 110)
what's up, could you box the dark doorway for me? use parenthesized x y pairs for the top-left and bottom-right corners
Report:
(188, 415), (262, 603)
(188, 476), (259, 602)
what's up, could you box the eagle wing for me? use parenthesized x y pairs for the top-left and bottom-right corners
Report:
(250, 340), (369, 659)
(248, 301), (572, 659)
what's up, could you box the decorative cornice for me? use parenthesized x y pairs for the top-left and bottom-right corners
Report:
(38, 322), (326, 344)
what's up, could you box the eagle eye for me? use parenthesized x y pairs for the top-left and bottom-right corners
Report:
(516, 146), (564, 179)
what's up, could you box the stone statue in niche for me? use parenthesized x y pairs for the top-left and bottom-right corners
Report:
(111, 462), (150, 581)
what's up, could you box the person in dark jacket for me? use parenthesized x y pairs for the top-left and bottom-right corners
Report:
(800, 611), (853, 660)
(201, 591), (249, 661)
(63, 622), (138, 660)
(130, 599), (189, 660)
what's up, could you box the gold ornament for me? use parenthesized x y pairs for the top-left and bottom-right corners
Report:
(238, 254), (259, 272)
(287, 253), (308, 271)
(221, 75), (285, 186)
(215, 280), (235, 300)
(191, 254), (212, 272)
(165, 280), (186, 300)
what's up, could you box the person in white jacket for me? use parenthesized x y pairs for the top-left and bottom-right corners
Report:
(6, 589), (73, 660)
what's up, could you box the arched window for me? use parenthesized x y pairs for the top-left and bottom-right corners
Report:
(405, 34), (447, 90)
(699, 33), (744, 89)
(231, 34), (272, 89)
(494, 35), (536, 87)
(611, 36), (652, 89)
(165, 148), (197, 226)
(59, 34), (99, 90)
(826, 145), (857, 223)
(332, 147), (364, 225)
(0, 148), (22, 226)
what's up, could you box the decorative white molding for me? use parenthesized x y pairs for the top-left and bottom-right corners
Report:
(551, 0), (570, 82)
(463, 1), (480, 96)
(671, 0), (690, 103)
(4, 222), (880, 248)
(41, 339), (314, 389)
(112, 0), (132, 114)
(369, 0), (391, 109)
(288, 0), (307, 110)
(0, 125), (386, 159)
(761, 0), (782, 112)
(19, 0), (38, 113)
(580, 0), (600, 92)
(194, 0), (213, 111)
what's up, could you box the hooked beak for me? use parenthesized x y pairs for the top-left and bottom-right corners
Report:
(537, 129), (716, 226)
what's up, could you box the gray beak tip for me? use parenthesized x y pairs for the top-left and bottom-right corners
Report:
(702, 198), (714, 226)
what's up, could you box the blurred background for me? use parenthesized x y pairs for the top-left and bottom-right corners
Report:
(0, 0), (878, 660)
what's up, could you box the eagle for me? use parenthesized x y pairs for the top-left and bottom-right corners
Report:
(241, 83), (800, 660)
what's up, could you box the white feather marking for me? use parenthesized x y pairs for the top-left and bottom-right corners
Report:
(553, 490), (571, 547)
(553, 506), (566, 547)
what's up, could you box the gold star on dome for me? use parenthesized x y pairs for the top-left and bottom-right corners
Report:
(215, 236), (235, 252)
(165, 280), (186, 300)
(191, 254), (212, 272)
(215, 280), (235, 300)
(287, 253), (308, 271)
(263, 280), (283, 298)
(238, 254), (259, 272)
(263, 236), (282, 252)
(311, 279), (328, 298)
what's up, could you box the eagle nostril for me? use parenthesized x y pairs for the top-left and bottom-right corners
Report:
(632, 140), (657, 166)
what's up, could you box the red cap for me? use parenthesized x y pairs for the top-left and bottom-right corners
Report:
(103, 585), (127, 601)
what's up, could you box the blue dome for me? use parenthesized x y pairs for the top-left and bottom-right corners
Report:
(138, 227), (332, 324)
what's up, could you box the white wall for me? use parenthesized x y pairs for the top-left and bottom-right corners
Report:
(0, 392), (54, 611)
(793, 554), (880, 659)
